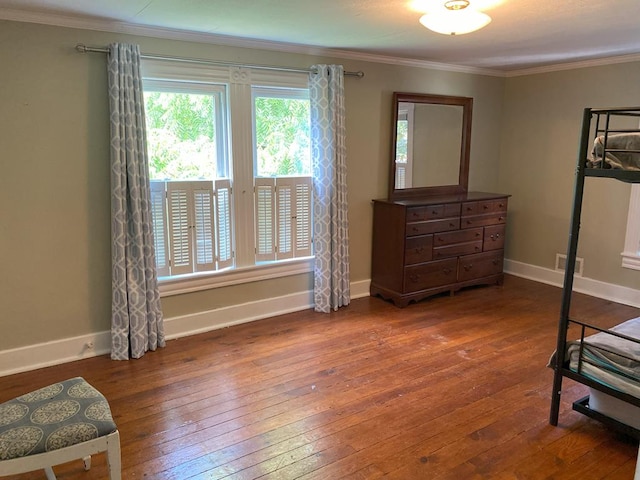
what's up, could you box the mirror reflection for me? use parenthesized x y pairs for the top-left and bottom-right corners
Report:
(395, 102), (463, 189)
(390, 93), (472, 200)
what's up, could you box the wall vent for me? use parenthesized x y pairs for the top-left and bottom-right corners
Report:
(555, 253), (584, 277)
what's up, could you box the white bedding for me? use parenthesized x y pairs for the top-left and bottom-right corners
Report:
(566, 316), (640, 399)
(588, 133), (640, 170)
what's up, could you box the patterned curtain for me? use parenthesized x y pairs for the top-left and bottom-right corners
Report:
(309, 65), (351, 313)
(107, 43), (165, 359)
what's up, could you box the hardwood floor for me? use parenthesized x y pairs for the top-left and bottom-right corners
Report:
(2, 275), (639, 479)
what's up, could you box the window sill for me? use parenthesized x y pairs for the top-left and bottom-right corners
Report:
(621, 251), (640, 271)
(158, 257), (314, 297)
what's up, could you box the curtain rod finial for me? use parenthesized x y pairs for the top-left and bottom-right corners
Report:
(76, 44), (88, 53)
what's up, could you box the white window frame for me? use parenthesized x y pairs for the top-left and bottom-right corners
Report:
(622, 184), (640, 270)
(142, 59), (314, 296)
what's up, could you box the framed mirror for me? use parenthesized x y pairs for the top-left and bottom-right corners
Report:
(389, 92), (473, 200)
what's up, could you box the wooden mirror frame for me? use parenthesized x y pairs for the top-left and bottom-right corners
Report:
(389, 92), (473, 200)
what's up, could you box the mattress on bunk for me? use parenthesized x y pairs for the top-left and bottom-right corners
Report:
(588, 133), (640, 170)
(589, 387), (640, 430)
(566, 316), (640, 399)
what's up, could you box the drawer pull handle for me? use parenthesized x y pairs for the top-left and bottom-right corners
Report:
(409, 274), (420, 283)
(463, 264), (473, 271)
(499, 217), (504, 222)
(443, 268), (452, 275)
(450, 223), (456, 227)
(493, 259), (500, 265)
(483, 205), (489, 210)
(499, 203), (504, 208)
(490, 233), (501, 240)
(415, 247), (424, 253)
(476, 232), (481, 237)
(412, 227), (419, 233)
(432, 210), (438, 215)
(466, 220), (472, 225)
(475, 246), (480, 251)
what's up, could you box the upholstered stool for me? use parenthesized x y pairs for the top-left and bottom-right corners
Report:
(0, 377), (121, 479)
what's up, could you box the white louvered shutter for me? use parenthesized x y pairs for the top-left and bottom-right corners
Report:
(167, 181), (193, 275)
(150, 181), (170, 277)
(214, 179), (234, 269)
(276, 181), (294, 259)
(294, 178), (312, 258)
(192, 181), (216, 272)
(255, 177), (276, 261)
(395, 164), (406, 189)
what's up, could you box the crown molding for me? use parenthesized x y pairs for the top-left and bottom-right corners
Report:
(2, 8), (639, 79)
(506, 52), (640, 77)
(0, 8), (504, 76)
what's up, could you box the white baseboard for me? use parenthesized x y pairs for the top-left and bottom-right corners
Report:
(4, 266), (635, 378)
(504, 259), (640, 308)
(0, 279), (371, 377)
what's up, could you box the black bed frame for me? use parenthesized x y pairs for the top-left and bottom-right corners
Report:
(549, 106), (640, 439)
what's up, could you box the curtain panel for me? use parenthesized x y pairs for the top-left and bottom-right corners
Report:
(108, 43), (165, 359)
(309, 64), (351, 313)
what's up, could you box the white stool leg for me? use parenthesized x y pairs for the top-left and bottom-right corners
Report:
(44, 466), (57, 480)
(106, 431), (122, 480)
(83, 455), (91, 471)
(634, 441), (640, 480)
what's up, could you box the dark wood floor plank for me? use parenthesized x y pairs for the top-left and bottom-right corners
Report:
(1, 275), (638, 479)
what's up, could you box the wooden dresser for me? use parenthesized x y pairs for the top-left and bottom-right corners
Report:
(371, 191), (509, 307)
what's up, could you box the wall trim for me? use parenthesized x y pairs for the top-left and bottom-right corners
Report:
(4, 261), (637, 378)
(4, 8), (640, 79)
(0, 280), (370, 378)
(504, 259), (640, 309)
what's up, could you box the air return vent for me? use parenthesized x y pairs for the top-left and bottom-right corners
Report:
(555, 253), (584, 277)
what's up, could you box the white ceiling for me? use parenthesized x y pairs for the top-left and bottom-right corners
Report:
(2, 0), (640, 73)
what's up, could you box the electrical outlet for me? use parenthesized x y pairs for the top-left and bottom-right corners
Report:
(85, 341), (94, 350)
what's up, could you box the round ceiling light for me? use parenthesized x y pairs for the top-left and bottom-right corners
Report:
(419, 0), (491, 35)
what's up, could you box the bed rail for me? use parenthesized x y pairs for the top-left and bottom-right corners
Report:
(584, 107), (640, 182)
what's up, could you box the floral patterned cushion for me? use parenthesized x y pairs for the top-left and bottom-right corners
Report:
(0, 377), (117, 461)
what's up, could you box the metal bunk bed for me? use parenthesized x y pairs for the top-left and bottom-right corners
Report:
(549, 106), (640, 442)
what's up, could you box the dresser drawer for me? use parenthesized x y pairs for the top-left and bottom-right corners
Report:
(433, 241), (482, 260)
(462, 198), (508, 216)
(461, 213), (506, 229)
(483, 224), (506, 251)
(404, 259), (457, 292)
(434, 227), (483, 246)
(406, 218), (460, 236)
(407, 203), (461, 222)
(457, 251), (503, 282)
(405, 235), (433, 265)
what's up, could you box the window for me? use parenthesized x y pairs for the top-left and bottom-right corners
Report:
(252, 87), (312, 262)
(622, 184), (640, 270)
(142, 62), (313, 288)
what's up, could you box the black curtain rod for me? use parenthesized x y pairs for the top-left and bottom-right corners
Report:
(75, 44), (364, 78)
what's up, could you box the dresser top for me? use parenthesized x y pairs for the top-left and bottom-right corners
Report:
(373, 191), (510, 207)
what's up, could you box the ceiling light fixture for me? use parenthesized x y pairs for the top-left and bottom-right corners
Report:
(419, 0), (491, 36)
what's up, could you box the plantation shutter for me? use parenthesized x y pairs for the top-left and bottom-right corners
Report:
(254, 176), (312, 262)
(150, 181), (170, 277)
(395, 164), (406, 189)
(167, 182), (193, 275)
(192, 181), (216, 272)
(215, 179), (234, 269)
(276, 180), (294, 259)
(294, 178), (312, 257)
(255, 177), (276, 261)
